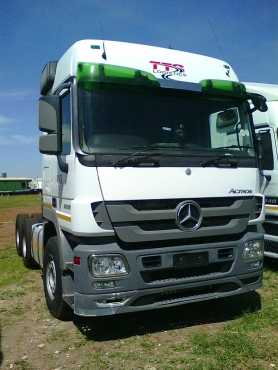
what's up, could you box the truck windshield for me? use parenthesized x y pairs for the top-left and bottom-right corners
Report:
(78, 84), (255, 158)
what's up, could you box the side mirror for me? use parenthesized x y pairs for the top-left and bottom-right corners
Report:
(249, 93), (268, 113)
(39, 95), (61, 154)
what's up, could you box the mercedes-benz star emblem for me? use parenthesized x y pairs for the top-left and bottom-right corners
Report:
(176, 200), (202, 231)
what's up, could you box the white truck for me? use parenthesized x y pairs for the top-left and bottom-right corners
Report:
(245, 82), (278, 259)
(16, 40), (267, 320)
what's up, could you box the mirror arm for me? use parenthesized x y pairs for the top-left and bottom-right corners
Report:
(248, 107), (256, 114)
(57, 155), (68, 173)
(260, 173), (271, 193)
(54, 82), (71, 95)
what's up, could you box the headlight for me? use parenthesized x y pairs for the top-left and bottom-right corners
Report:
(242, 240), (264, 261)
(89, 254), (129, 277)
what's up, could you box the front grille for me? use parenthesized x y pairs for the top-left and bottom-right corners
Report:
(131, 283), (240, 306)
(114, 215), (248, 231)
(108, 197), (247, 211)
(94, 197), (255, 245)
(265, 240), (278, 254)
(255, 196), (263, 218)
(240, 276), (261, 285)
(141, 261), (233, 283)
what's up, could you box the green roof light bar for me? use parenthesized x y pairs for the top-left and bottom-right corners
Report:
(77, 63), (159, 91)
(200, 79), (247, 98)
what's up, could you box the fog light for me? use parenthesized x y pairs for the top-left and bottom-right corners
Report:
(94, 281), (118, 289)
(248, 261), (262, 269)
(242, 240), (264, 261)
(89, 254), (129, 277)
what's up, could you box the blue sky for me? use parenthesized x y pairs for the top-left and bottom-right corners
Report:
(0, 0), (277, 177)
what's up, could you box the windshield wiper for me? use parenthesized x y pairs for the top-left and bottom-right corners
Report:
(113, 143), (183, 167)
(113, 151), (161, 168)
(201, 154), (238, 168)
(214, 145), (254, 150)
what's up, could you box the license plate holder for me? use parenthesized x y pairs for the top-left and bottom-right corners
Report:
(173, 252), (209, 268)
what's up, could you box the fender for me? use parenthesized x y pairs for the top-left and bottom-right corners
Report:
(42, 206), (74, 270)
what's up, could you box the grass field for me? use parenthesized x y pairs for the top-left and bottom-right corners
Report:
(0, 195), (278, 370)
(0, 193), (41, 210)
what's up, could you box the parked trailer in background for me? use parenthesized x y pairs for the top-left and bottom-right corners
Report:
(0, 177), (32, 194)
(16, 40), (268, 320)
(245, 82), (278, 259)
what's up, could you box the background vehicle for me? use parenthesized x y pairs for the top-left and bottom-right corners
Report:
(245, 82), (278, 259)
(0, 176), (32, 194)
(16, 40), (266, 320)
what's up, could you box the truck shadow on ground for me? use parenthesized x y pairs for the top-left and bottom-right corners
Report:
(73, 291), (261, 342)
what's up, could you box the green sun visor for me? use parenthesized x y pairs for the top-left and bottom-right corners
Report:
(77, 62), (159, 90)
(200, 79), (247, 98)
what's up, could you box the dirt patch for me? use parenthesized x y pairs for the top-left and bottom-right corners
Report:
(0, 206), (40, 250)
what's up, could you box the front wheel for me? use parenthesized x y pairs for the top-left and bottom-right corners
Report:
(43, 236), (72, 321)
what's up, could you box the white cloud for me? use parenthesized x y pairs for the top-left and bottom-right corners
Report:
(0, 89), (36, 100)
(0, 134), (36, 146)
(0, 115), (14, 125)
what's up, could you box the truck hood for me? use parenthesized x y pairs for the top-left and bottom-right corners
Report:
(94, 166), (261, 244)
(97, 167), (260, 200)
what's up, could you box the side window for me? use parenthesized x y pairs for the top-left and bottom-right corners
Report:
(259, 130), (274, 170)
(61, 93), (71, 155)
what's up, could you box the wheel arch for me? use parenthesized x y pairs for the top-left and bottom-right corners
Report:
(43, 218), (73, 270)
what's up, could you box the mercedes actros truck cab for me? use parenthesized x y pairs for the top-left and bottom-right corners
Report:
(245, 82), (278, 259)
(16, 40), (268, 319)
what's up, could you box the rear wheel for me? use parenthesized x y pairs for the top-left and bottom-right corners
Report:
(31, 213), (42, 220)
(22, 217), (39, 269)
(43, 236), (72, 321)
(15, 214), (28, 256)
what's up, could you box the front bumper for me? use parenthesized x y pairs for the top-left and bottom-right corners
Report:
(74, 272), (262, 316)
(72, 231), (264, 316)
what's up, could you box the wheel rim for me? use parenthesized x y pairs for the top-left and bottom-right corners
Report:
(16, 231), (20, 248)
(22, 237), (27, 258)
(46, 258), (56, 301)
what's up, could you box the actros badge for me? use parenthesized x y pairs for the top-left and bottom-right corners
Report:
(229, 189), (253, 194)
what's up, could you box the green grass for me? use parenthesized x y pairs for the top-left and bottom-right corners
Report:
(0, 194), (41, 209)
(0, 247), (31, 287)
(13, 359), (35, 370)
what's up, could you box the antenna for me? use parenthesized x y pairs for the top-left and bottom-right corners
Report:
(208, 18), (224, 56)
(102, 41), (107, 60)
(97, 19), (107, 60)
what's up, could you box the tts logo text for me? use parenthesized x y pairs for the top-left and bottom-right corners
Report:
(149, 61), (186, 79)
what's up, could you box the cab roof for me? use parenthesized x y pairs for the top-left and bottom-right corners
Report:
(52, 39), (238, 92)
(244, 82), (278, 101)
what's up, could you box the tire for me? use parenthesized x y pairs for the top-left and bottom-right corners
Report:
(22, 217), (39, 269)
(30, 213), (42, 220)
(43, 236), (72, 321)
(15, 214), (29, 257)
